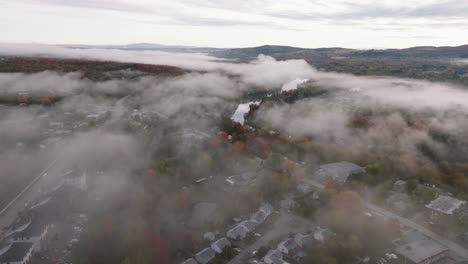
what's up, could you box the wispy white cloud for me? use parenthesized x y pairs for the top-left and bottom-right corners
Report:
(1, 0), (468, 48)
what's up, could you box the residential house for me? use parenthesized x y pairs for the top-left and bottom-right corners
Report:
(294, 233), (312, 248)
(277, 238), (299, 256)
(250, 211), (267, 225)
(313, 227), (335, 242)
(263, 249), (289, 264)
(259, 203), (273, 217)
(238, 220), (257, 233)
(211, 237), (231, 254)
(425, 195), (466, 223)
(181, 258), (197, 264)
(194, 247), (216, 264)
(314, 161), (365, 185)
(226, 225), (249, 241)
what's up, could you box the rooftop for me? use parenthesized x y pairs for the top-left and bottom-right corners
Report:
(315, 161), (365, 184)
(227, 225), (248, 241)
(278, 238), (298, 251)
(194, 247), (216, 264)
(425, 195), (466, 215)
(211, 237), (231, 254)
(395, 240), (447, 263)
(181, 258), (198, 264)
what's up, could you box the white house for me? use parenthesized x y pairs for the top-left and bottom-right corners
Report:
(211, 237), (231, 254)
(194, 247), (216, 264)
(226, 225), (249, 241)
(264, 249), (289, 264)
(314, 161), (365, 184)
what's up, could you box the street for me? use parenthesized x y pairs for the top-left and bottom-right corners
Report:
(302, 178), (468, 260)
(0, 158), (58, 232)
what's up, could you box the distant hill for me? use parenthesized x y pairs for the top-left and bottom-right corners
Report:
(212, 44), (468, 60)
(63, 43), (223, 53)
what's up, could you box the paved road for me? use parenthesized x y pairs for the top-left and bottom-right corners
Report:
(0, 158), (58, 231)
(228, 212), (314, 264)
(367, 203), (468, 260)
(302, 178), (468, 260)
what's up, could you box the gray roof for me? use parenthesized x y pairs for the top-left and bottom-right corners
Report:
(227, 225), (248, 241)
(211, 237), (231, 254)
(194, 247), (216, 264)
(395, 240), (447, 263)
(239, 220), (257, 232)
(264, 249), (289, 264)
(425, 195), (466, 215)
(181, 258), (198, 264)
(251, 210), (267, 225)
(278, 238), (298, 251)
(315, 161), (364, 184)
(259, 203), (273, 216)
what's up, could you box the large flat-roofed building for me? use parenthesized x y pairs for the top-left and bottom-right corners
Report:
(426, 195), (466, 215)
(314, 161), (365, 185)
(395, 239), (448, 264)
(426, 195), (466, 223)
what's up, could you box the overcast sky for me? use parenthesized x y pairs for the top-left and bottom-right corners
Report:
(1, 0), (468, 49)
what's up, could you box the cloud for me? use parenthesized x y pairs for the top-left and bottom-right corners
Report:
(0, 44), (317, 88)
(16, 0), (153, 14)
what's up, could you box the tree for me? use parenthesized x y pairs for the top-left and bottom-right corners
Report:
(365, 164), (380, 176)
(405, 179), (418, 194)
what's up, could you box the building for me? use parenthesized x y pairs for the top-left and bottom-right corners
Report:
(194, 247), (216, 264)
(294, 233), (312, 248)
(250, 211), (267, 225)
(314, 162), (365, 185)
(181, 258), (198, 264)
(0, 242), (33, 264)
(425, 195), (466, 222)
(263, 249), (289, 264)
(313, 227), (335, 242)
(238, 220), (257, 233)
(277, 238), (299, 256)
(211, 237), (231, 254)
(395, 240), (448, 264)
(259, 203), (273, 217)
(226, 225), (249, 241)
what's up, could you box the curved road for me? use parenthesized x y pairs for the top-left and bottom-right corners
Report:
(0, 158), (58, 232)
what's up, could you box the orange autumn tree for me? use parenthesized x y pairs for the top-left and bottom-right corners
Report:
(326, 191), (367, 234)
